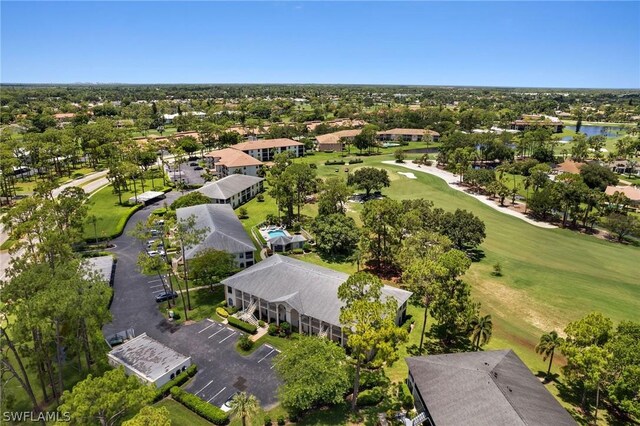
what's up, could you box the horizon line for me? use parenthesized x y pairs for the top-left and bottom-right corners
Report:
(1, 82), (639, 91)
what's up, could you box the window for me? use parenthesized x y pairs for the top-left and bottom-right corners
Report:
(227, 286), (232, 294)
(239, 253), (244, 258)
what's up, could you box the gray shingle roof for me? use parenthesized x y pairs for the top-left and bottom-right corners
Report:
(108, 333), (190, 382)
(221, 254), (412, 326)
(406, 350), (576, 426)
(176, 204), (255, 258)
(195, 175), (264, 200)
(268, 234), (306, 245)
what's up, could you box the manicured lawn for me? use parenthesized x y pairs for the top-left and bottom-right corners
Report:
(156, 399), (214, 426)
(163, 284), (225, 325)
(83, 177), (169, 240)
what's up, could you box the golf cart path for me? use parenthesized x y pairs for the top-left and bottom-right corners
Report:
(382, 161), (557, 229)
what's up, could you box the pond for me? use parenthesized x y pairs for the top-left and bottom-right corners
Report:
(562, 125), (626, 141)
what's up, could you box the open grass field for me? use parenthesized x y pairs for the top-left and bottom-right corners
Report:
(239, 149), (640, 385)
(82, 177), (169, 240)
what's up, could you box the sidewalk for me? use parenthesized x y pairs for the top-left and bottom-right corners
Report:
(382, 161), (557, 229)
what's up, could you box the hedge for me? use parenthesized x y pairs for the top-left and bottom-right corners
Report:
(153, 364), (197, 402)
(216, 307), (229, 318)
(227, 316), (257, 334)
(170, 387), (229, 425)
(399, 382), (414, 409)
(356, 387), (384, 406)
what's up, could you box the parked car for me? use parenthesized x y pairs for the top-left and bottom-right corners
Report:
(194, 166), (203, 171)
(155, 291), (178, 303)
(147, 249), (166, 257)
(189, 162), (198, 166)
(221, 392), (240, 412)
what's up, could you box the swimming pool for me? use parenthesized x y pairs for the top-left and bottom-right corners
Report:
(268, 230), (287, 238)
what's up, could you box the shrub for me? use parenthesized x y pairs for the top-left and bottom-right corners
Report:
(238, 207), (248, 219)
(399, 383), (414, 410)
(291, 248), (303, 255)
(279, 322), (291, 337)
(153, 364), (198, 402)
(257, 194), (265, 202)
(264, 416), (272, 426)
(216, 307), (229, 318)
(227, 316), (257, 334)
(277, 416), (285, 425)
(268, 324), (278, 336)
(237, 334), (254, 351)
(224, 306), (239, 315)
(170, 387), (229, 425)
(258, 320), (265, 327)
(358, 369), (390, 391)
(325, 159), (345, 166)
(356, 387), (384, 406)
(492, 262), (502, 277)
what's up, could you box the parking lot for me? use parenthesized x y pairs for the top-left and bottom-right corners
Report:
(176, 319), (281, 408)
(166, 159), (207, 186)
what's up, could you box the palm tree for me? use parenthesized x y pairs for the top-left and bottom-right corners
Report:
(535, 331), (564, 377)
(470, 314), (493, 350)
(228, 392), (260, 426)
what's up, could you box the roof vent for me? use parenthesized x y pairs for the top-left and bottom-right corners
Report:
(493, 372), (498, 378)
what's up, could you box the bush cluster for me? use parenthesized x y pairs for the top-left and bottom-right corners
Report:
(356, 387), (384, 406)
(170, 387), (229, 425)
(268, 322), (291, 338)
(216, 307), (229, 318)
(398, 382), (414, 410)
(227, 316), (257, 334)
(237, 334), (254, 351)
(153, 364), (197, 402)
(325, 158), (363, 166)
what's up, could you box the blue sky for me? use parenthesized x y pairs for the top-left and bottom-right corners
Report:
(1, 1), (638, 88)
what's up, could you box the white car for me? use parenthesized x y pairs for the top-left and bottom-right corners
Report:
(147, 249), (165, 257)
(220, 392), (239, 412)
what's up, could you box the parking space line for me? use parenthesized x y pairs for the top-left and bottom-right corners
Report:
(206, 318), (215, 323)
(257, 349), (276, 363)
(148, 279), (162, 283)
(196, 380), (214, 395)
(149, 284), (164, 289)
(152, 290), (165, 294)
(198, 323), (216, 334)
(207, 387), (226, 403)
(226, 327), (234, 332)
(208, 328), (226, 339)
(219, 332), (236, 343)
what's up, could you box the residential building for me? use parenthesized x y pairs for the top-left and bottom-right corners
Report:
(315, 129), (362, 152)
(510, 115), (564, 133)
(107, 333), (192, 388)
(554, 159), (585, 175)
(163, 112), (206, 124)
(406, 350), (576, 426)
(195, 174), (264, 208)
(221, 254), (412, 345)
(231, 138), (304, 161)
(376, 128), (441, 142)
(176, 204), (256, 268)
(605, 185), (640, 206)
(204, 148), (263, 177)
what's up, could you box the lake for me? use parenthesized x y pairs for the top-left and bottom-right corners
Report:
(562, 125), (626, 141)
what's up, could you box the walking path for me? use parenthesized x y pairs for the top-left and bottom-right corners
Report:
(381, 161), (558, 229)
(1, 170), (111, 281)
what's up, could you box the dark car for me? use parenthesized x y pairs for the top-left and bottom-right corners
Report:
(194, 166), (203, 170)
(155, 291), (178, 303)
(189, 162), (198, 166)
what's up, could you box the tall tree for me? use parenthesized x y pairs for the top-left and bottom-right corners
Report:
(470, 314), (493, 350)
(174, 214), (209, 311)
(228, 392), (260, 426)
(535, 331), (564, 377)
(347, 167), (390, 197)
(317, 176), (352, 216)
(338, 272), (408, 411)
(274, 336), (350, 416)
(58, 367), (155, 426)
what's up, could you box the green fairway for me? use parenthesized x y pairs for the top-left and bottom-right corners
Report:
(243, 151), (640, 380)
